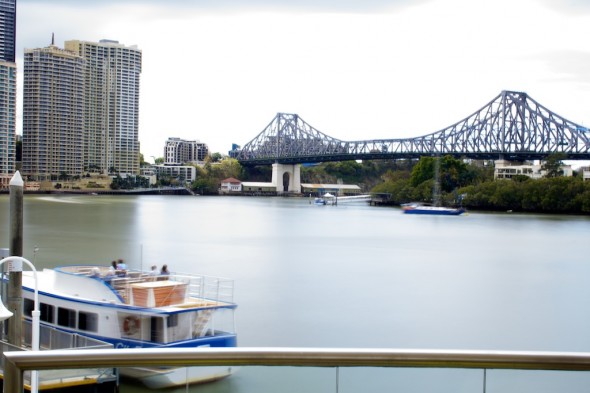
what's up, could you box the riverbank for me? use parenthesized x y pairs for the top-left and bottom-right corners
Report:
(0, 186), (193, 196)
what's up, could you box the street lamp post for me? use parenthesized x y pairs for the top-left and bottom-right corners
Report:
(0, 256), (40, 393)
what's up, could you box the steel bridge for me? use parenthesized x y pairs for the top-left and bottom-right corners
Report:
(234, 90), (590, 165)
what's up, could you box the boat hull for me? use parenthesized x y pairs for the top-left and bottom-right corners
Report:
(122, 365), (235, 389)
(51, 328), (237, 388)
(403, 207), (465, 215)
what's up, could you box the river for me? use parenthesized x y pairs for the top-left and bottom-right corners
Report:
(1, 194), (589, 392)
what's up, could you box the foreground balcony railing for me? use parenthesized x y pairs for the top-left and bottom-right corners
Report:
(5, 347), (590, 393)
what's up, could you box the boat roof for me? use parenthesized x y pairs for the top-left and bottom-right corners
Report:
(19, 265), (236, 313)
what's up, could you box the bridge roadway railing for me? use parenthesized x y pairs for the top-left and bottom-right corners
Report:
(5, 347), (590, 392)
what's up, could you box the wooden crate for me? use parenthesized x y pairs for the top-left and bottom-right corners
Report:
(131, 281), (187, 307)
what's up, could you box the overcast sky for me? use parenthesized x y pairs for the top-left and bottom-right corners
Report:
(16, 0), (590, 162)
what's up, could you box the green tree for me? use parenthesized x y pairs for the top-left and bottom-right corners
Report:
(210, 152), (223, 163)
(409, 155), (468, 192)
(157, 175), (173, 187)
(323, 161), (363, 183)
(490, 180), (523, 210)
(409, 156), (435, 187)
(243, 165), (273, 182)
(215, 158), (243, 180)
(541, 152), (567, 178)
(439, 155), (468, 192)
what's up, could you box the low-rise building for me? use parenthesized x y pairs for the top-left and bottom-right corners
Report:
(494, 160), (572, 180)
(153, 164), (196, 184)
(301, 183), (362, 196)
(579, 166), (590, 182)
(241, 181), (277, 194)
(140, 167), (157, 186)
(220, 178), (242, 194)
(223, 180), (362, 196)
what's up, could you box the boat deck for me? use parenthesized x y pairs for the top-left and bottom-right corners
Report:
(57, 265), (235, 308)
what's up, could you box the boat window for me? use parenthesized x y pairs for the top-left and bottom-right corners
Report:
(167, 314), (178, 328)
(78, 311), (98, 332)
(150, 316), (165, 343)
(57, 307), (77, 328)
(40, 303), (55, 324)
(23, 298), (34, 318)
(23, 299), (55, 324)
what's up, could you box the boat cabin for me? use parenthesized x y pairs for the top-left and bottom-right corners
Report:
(20, 266), (237, 347)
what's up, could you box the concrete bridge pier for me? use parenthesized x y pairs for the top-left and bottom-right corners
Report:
(272, 163), (301, 194)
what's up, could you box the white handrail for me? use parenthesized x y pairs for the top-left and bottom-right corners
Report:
(6, 347), (590, 393)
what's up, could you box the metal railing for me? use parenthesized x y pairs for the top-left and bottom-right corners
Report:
(2, 321), (117, 390)
(5, 347), (590, 393)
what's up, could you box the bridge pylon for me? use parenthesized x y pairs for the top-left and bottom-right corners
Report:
(271, 163), (301, 194)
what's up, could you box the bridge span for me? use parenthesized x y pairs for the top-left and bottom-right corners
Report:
(233, 90), (590, 166)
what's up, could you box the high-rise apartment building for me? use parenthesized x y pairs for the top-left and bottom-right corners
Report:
(164, 137), (209, 165)
(0, 61), (16, 186)
(64, 39), (142, 176)
(0, 0), (16, 188)
(22, 45), (85, 181)
(0, 0), (16, 63)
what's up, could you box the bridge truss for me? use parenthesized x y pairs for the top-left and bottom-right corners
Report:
(235, 91), (590, 165)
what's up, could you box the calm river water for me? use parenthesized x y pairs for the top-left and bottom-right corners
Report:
(1, 194), (590, 392)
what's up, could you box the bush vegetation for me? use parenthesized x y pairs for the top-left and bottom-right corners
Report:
(187, 154), (590, 214)
(371, 154), (590, 214)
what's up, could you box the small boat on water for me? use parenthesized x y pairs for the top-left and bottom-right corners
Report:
(313, 192), (336, 206)
(19, 265), (237, 389)
(402, 155), (465, 216)
(402, 202), (465, 216)
(314, 197), (327, 205)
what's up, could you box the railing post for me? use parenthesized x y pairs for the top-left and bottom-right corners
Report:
(4, 355), (22, 393)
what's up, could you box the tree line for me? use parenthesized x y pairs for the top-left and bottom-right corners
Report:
(370, 153), (590, 214)
(160, 152), (590, 214)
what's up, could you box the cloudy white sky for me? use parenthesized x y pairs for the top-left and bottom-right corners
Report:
(16, 0), (590, 162)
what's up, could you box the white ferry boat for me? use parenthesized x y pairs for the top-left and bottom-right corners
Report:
(19, 265), (238, 389)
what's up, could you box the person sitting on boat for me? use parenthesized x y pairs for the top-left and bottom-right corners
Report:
(147, 265), (158, 280)
(116, 259), (127, 277)
(149, 265), (158, 275)
(160, 264), (170, 275)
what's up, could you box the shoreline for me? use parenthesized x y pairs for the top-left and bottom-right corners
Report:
(0, 187), (193, 196)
